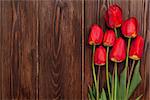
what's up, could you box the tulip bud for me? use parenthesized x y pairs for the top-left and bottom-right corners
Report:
(103, 30), (116, 47)
(88, 24), (103, 45)
(129, 35), (144, 60)
(110, 37), (126, 62)
(94, 46), (106, 66)
(121, 17), (138, 38)
(104, 4), (122, 28)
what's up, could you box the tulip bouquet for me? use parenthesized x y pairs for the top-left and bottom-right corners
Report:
(88, 4), (144, 100)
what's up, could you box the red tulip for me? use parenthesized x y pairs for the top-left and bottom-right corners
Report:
(103, 30), (116, 47)
(110, 37), (126, 62)
(94, 46), (106, 66)
(129, 35), (144, 60)
(104, 4), (122, 28)
(88, 24), (103, 45)
(121, 17), (138, 38)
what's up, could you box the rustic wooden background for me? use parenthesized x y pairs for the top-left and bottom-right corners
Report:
(0, 0), (149, 100)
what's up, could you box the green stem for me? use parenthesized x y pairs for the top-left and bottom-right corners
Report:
(114, 62), (117, 100)
(106, 47), (111, 100)
(97, 66), (101, 100)
(92, 45), (98, 99)
(126, 60), (136, 99)
(124, 38), (131, 99)
(111, 66), (115, 100)
(125, 38), (131, 99)
(92, 45), (97, 87)
(114, 28), (118, 38)
(125, 38), (131, 69)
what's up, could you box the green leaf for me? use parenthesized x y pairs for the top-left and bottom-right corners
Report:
(88, 93), (91, 100)
(109, 72), (112, 84)
(111, 71), (115, 100)
(88, 85), (95, 100)
(99, 92), (101, 100)
(136, 94), (143, 100)
(109, 72), (120, 100)
(116, 73), (121, 100)
(92, 83), (96, 97)
(128, 60), (142, 99)
(114, 63), (118, 100)
(100, 88), (107, 100)
(120, 65), (127, 99)
(108, 72), (112, 98)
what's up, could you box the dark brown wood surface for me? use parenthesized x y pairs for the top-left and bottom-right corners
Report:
(38, 0), (82, 99)
(0, 0), (149, 100)
(1, 1), (38, 99)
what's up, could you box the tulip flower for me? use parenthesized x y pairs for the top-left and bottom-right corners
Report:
(88, 24), (104, 100)
(104, 4), (122, 29)
(88, 24), (103, 45)
(121, 17), (138, 38)
(129, 35), (144, 60)
(126, 35), (144, 99)
(109, 37), (126, 100)
(110, 37), (126, 62)
(103, 30), (116, 47)
(121, 18), (138, 96)
(94, 46), (106, 100)
(94, 46), (106, 66)
(103, 30), (116, 99)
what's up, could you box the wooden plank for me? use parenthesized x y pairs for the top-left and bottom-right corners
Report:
(142, 1), (150, 100)
(143, 32), (150, 100)
(0, 1), (2, 99)
(1, 1), (13, 99)
(81, 0), (85, 99)
(84, 1), (96, 99)
(38, 0), (82, 99)
(15, 1), (38, 99)
(1, 1), (38, 99)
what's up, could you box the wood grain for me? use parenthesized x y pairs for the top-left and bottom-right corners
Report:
(0, 1), (38, 99)
(0, 1), (2, 99)
(1, 1), (13, 99)
(13, 1), (38, 99)
(38, 0), (82, 99)
(0, 0), (149, 100)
